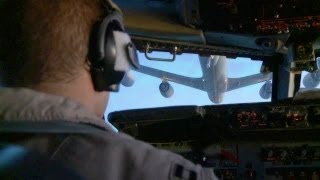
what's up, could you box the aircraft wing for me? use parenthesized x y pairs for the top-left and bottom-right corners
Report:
(227, 73), (272, 92)
(134, 65), (205, 91)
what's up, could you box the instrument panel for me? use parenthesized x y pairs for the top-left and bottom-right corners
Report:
(199, 0), (320, 35)
(109, 99), (320, 179)
(152, 142), (320, 179)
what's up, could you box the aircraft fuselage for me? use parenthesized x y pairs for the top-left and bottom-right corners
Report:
(199, 56), (228, 104)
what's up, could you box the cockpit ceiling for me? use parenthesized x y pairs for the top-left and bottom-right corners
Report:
(114, 0), (320, 58)
(117, 1), (205, 45)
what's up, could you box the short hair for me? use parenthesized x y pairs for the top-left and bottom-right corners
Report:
(0, 0), (104, 87)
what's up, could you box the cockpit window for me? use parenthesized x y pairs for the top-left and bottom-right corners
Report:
(105, 52), (272, 118)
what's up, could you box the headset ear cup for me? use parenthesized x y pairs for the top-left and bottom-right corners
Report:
(104, 30), (117, 64)
(90, 68), (106, 91)
(88, 21), (107, 91)
(89, 11), (126, 92)
(96, 11), (124, 63)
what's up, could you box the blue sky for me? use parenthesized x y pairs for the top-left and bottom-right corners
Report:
(105, 52), (273, 118)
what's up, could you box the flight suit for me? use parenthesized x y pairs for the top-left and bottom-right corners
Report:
(0, 88), (218, 180)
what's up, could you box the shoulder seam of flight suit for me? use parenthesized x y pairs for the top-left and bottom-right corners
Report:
(50, 134), (72, 159)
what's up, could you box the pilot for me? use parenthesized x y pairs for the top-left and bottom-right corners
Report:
(0, 0), (218, 179)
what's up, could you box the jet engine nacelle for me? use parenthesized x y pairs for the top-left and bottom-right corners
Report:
(159, 81), (174, 98)
(121, 72), (135, 87)
(259, 80), (272, 99)
(303, 70), (320, 88)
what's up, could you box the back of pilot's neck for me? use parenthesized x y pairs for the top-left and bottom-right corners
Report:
(31, 71), (105, 118)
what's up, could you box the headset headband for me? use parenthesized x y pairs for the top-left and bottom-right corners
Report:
(100, 0), (122, 14)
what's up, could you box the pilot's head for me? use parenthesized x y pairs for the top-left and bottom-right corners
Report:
(0, 0), (107, 86)
(0, 0), (130, 117)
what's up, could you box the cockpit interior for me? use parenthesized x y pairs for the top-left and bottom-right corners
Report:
(108, 0), (320, 179)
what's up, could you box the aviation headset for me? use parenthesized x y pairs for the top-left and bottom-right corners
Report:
(88, 0), (139, 92)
